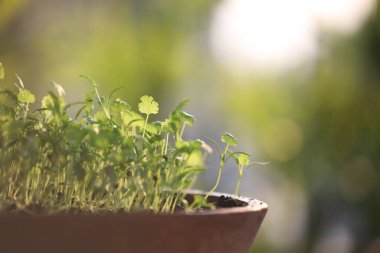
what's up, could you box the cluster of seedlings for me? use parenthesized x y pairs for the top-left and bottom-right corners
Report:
(0, 63), (256, 214)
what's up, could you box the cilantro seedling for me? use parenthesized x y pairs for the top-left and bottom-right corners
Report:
(138, 95), (159, 138)
(205, 132), (238, 199)
(0, 66), (258, 214)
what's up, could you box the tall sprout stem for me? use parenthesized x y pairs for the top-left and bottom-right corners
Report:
(23, 103), (29, 120)
(205, 163), (223, 199)
(142, 114), (149, 138)
(234, 170), (243, 195)
(164, 133), (169, 155)
(179, 123), (186, 140)
(205, 145), (229, 199)
(93, 85), (110, 119)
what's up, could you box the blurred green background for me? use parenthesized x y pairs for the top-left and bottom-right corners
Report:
(1, 0), (379, 252)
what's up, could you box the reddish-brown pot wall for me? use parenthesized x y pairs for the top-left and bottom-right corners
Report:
(0, 191), (267, 253)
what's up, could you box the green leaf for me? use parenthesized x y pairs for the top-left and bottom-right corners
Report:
(161, 119), (172, 132)
(190, 195), (215, 210)
(226, 151), (249, 162)
(221, 132), (238, 146)
(41, 95), (54, 116)
(85, 90), (95, 115)
(94, 111), (108, 122)
(173, 98), (190, 112)
(79, 74), (96, 86)
(175, 140), (202, 154)
(187, 150), (203, 166)
(107, 86), (123, 109)
(41, 92), (65, 114)
(168, 113), (181, 133)
(113, 98), (130, 110)
(121, 110), (143, 126)
(0, 63), (4, 79)
(0, 89), (19, 106)
(110, 98), (131, 124)
(41, 95), (53, 108)
(204, 136), (222, 156)
(0, 104), (15, 118)
(237, 153), (250, 166)
(180, 112), (195, 126)
(177, 166), (207, 178)
(138, 95), (159, 115)
(17, 89), (35, 104)
(65, 127), (88, 147)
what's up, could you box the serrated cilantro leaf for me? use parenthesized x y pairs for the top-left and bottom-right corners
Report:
(138, 95), (159, 115)
(17, 89), (35, 104)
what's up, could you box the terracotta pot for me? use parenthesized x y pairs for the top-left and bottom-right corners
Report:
(0, 190), (267, 253)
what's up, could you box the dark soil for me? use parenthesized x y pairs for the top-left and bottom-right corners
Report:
(216, 195), (245, 208)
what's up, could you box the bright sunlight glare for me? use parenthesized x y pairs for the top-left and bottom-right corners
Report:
(210, 0), (375, 73)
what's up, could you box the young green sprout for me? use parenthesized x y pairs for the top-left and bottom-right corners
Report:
(205, 132), (238, 199)
(80, 75), (111, 120)
(231, 153), (268, 195)
(0, 65), (258, 214)
(178, 112), (195, 140)
(14, 75), (35, 119)
(234, 153), (250, 195)
(138, 95), (159, 138)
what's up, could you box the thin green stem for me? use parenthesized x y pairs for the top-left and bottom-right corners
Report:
(205, 164), (223, 199)
(164, 133), (169, 155)
(205, 145), (229, 199)
(234, 172), (243, 195)
(94, 85), (110, 119)
(179, 123), (186, 140)
(142, 114), (149, 138)
(23, 102), (29, 120)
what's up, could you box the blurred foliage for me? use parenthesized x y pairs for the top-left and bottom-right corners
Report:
(0, 0), (29, 29)
(0, 0), (216, 105)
